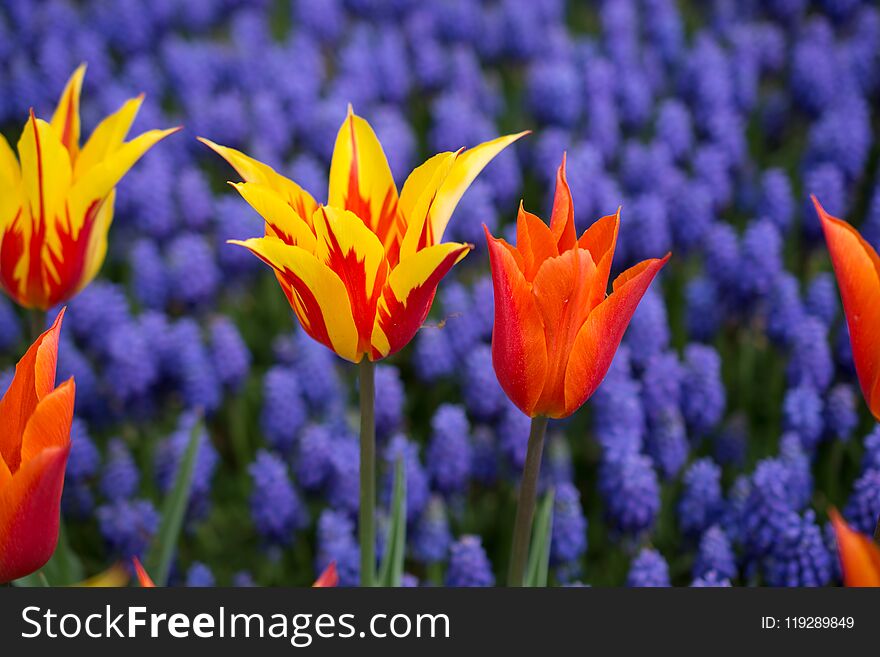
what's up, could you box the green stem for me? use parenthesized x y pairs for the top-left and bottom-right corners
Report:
(28, 309), (47, 343)
(507, 415), (549, 587)
(358, 358), (376, 588)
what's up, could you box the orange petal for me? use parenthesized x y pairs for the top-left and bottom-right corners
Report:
(549, 153), (576, 253)
(132, 557), (156, 588)
(0, 308), (65, 474)
(327, 107), (399, 246)
(531, 248), (597, 418)
(563, 254), (670, 418)
(578, 210), (621, 310)
(829, 508), (880, 587)
(0, 443), (70, 583)
(313, 561), (339, 587)
(485, 225), (548, 417)
(19, 378), (75, 468)
(516, 202), (558, 282)
(815, 196), (880, 419)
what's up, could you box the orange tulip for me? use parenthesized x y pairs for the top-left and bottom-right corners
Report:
(829, 508), (880, 587)
(132, 557), (155, 588)
(201, 107), (526, 362)
(814, 196), (880, 419)
(0, 65), (179, 310)
(0, 309), (74, 583)
(485, 155), (670, 419)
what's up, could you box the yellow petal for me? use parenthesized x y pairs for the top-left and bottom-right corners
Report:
(229, 236), (360, 362)
(71, 563), (130, 588)
(426, 131), (528, 243)
(231, 181), (316, 253)
(0, 134), (22, 234)
(74, 95), (143, 179)
(69, 127), (180, 237)
(327, 107), (399, 244)
(198, 137), (319, 225)
(18, 114), (72, 236)
(75, 189), (115, 295)
(50, 64), (86, 160)
(398, 151), (459, 262)
(372, 241), (470, 359)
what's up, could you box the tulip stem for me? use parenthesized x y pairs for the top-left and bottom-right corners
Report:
(508, 415), (549, 587)
(358, 358), (376, 588)
(28, 309), (46, 343)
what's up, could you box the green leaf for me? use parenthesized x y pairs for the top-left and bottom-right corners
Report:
(524, 488), (555, 588)
(12, 521), (84, 587)
(377, 458), (406, 587)
(145, 414), (203, 586)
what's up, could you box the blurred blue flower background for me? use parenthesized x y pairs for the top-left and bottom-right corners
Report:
(2, 0), (879, 587)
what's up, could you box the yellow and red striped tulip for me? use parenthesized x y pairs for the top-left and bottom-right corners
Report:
(814, 196), (880, 419)
(829, 509), (880, 587)
(486, 155), (670, 419)
(0, 309), (75, 583)
(200, 107), (526, 362)
(0, 65), (179, 310)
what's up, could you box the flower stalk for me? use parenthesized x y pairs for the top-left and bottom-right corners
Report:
(508, 415), (549, 587)
(358, 358), (376, 587)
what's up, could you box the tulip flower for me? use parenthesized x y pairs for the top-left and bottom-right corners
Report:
(312, 562), (339, 588)
(202, 106), (526, 586)
(814, 196), (880, 420)
(201, 107), (525, 363)
(486, 155), (669, 585)
(0, 309), (74, 583)
(0, 65), (179, 310)
(132, 557), (155, 588)
(829, 509), (880, 587)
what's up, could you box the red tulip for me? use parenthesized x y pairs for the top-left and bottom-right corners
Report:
(485, 155), (670, 419)
(312, 561), (339, 588)
(829, 508), (880, 587)
(132, 557), (155, 588)
(0, 309), (74, 583)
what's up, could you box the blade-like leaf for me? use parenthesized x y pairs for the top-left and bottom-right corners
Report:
(145, 414), (203, 586)
(524, 488), (555, 588)
(377, 458), (406, 587)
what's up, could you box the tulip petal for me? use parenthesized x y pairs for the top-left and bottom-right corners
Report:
(328, 107), (400, 246)
(19, 114), (72, 245)
(563, 254), (670, 417)
(198, 137), (319, 224)
(397, 151), (459, 263)
(74, 95), (143, 178)
(0, 133), (21, 190)
(829, 508), (880, 587)
(231, 182), (316, 253)
(517, 202), (559, 281)
(133, 557), (155, 588)
(486, 226), (548, 416)
(426, 131), (529, 244)
(578, 210), (620, 309)
(19, 378), (75, 468)
(372, 242), (470, 359)
(314, 206), (389, 354)
(0, 309), (64, 473)
(815, 197), (880, 419)
(549, 153), (576, 253)
(230, 237), (360, 362)
(50, 64), (86, 159)
(532, 248), (597, 417)
(313, 561), (339, 587)
(0, 443), (70, 583)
